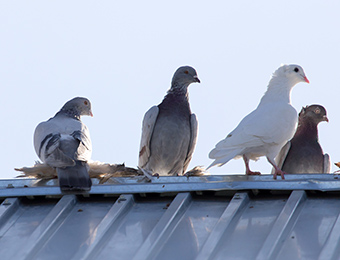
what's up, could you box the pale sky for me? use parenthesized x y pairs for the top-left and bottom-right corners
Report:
(1, 1), (339, 179)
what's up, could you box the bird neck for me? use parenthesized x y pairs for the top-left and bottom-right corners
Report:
(293, 119), (319, 142)
(55, 109), (81, 120)
(166, 83), (189, 98)
(160, 87), (191, 113)
(259, 77), (294, 105)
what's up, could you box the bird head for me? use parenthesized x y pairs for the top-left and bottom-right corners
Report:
(61, 97), (93, 117)
(275, 64), (309, 85)
(299, 104), (328, 125)
(171, 66), (200, 90)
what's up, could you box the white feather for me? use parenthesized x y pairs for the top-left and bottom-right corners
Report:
(208, 64), (308, 171)
(138, 106), (159, 168)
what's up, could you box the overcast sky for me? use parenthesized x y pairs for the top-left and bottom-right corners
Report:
(1, 1), (339, 179)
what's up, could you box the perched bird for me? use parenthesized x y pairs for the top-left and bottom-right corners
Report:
(34, 97), (93, 191)
(273, 105), (330, 174)
(208, 64), (309, 179)
(138, 66), (200, 177)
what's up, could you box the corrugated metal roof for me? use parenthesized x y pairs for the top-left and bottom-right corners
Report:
(1, 174), (340, 260)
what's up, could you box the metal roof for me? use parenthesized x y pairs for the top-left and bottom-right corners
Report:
(1, 174), (340, 260)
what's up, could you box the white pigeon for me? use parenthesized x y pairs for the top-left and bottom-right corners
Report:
(34, 97), (93, 191)
(207, 64), (309, 179)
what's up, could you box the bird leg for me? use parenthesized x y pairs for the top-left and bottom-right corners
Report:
(243, 155), (261, 175)
(266, 157), (285, 180)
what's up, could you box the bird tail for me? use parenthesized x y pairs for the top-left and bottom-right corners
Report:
(206, 148), (243, 170)
(57, 161), (92, 192)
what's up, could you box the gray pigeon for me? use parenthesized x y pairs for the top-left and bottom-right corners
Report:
(207, 64), (309, 179)
(34, 97), (93, 191)
(273, 104), (330, 174)
(138, 66), (200, 177)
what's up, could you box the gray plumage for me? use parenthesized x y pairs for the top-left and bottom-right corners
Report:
(273, 104), (330, 174)
(34, 97), (93, 191)
(138, 66), (200, 176)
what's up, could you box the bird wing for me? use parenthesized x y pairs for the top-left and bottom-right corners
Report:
(323, 153), (331, 173)
(138, 106), (159, 168)
(34, 115), (91, 167)
(242, 103), (297, 145)
(183, 113), (198, 173)
(34, 120), (56, 159)
(212, 106), (283, 153)
(71, 124), (92, 161)
(270, 141), (291, 175)
(34, 121), (75, 167)
(209, 103), (296, 168)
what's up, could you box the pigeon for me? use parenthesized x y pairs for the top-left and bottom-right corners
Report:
(207, 64), (309, 179)
(138, 66), (200, 177)
(34, 97), (93, 191)
(273, 105), (330, 174)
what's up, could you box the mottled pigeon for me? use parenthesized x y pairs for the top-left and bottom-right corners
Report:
(138, 66), (200, 177)
(34, 97), (93, 191)
(207, 64), (309, 179)
(273, 105), (330, 174)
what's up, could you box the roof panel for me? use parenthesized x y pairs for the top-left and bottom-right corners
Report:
(1, 175), (340, 260)
(277, 195), (340, 260)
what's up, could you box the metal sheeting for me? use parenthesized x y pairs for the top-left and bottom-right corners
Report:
(1, 176), (340, 259)
(2, 174), (340, 198)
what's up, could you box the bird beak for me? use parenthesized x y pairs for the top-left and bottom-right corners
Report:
(304, 76), (310, 84)
(323, 115), (329, 122)
(193, 75), (201, 83)
(90, 110), (93, 117)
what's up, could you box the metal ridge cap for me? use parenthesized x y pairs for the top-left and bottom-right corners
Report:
(0, 174), (339, 198)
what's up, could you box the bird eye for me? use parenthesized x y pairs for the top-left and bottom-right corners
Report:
(294, 67), (299, 73)
(184, 70), (189, 74)
(84, 101), (88, 106)
(314, 108), (321, 114)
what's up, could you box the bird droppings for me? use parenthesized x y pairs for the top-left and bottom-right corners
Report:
(118, 196), (127, 203)
(163, 203), (171, 210)
(2, 199), (11, 206)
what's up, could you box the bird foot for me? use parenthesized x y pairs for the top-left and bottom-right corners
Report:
(273, 169), (286, 180)
(246, 170), (261, 175)
(183, 166), (206, 178)
(183, 172), (193, 179)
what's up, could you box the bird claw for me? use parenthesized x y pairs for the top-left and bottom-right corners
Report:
(273, 170), (285, 180)
(246, 170), (261, 175)
(182, 172), (192, 179)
